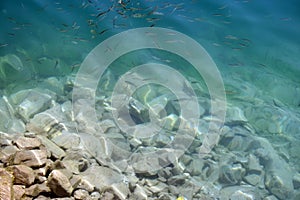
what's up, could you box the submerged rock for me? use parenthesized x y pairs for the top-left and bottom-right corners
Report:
(0, 54), (24, 81)
(0, 96), (25, 133)
(250, 137), (294, 199)
(226, 106), (248, 125)
(219, 164), (245, 185)
(10, 89), (55, 122)
(26, 104), (71, 139)
(81, 165), (123, 191)
(128, 97), (150, 124)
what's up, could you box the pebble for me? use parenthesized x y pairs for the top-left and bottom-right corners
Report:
(73, 189), (89, 199)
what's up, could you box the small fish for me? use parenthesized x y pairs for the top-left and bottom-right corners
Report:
(212, 13), (223, 17)
(59, 29), (68, 32)
(146, 17), (160, 22)
(7, 17), (16, 23)
(280, 17), (291, 21)
(99, 28), (109, 35)
(0, 43), (8, 48)
(96, 11), (108, 18)
(74, 37), (88, 42)
(54, 60), (59, 69)
(212, 43), (221, 47)
(96, 5), (113, 18)
(231, 47), (242, 50)
(218, 4), (228, 10)
(225, 35), (238, 40)
(71, 63), (80, 72)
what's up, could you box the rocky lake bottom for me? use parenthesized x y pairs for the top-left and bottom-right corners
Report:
(0, 68), (300, 200)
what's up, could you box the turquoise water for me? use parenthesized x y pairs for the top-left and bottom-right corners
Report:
(1, 0), (300, 199)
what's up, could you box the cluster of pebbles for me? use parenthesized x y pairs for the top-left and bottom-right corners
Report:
(1, 70), (300, 200)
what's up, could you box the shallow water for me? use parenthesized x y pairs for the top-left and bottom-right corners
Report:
(1, 0), (300, 199)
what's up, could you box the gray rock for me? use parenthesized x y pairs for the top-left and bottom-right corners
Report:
(293, 173), (300, 189)
(99, 119), (117, 133)
(133, 184), (148, 200)
(254, 138), (294, 199)
(90, 191), (101, 200)
(36, 135), (66, 159)
(0, 145), (19, 163)
(131, 148), (183, 176)
(129, 137), (142, 148)
(263, 195), (278, 200)
(0, 54), (24, 78)
(110, 182), (130, 200)
(72, 99), (102, 134)
(146, 181), (168, 194)
(76, 178), (94, 192)
(40, 77), (65, 96)
(69, 175), (82, 190)
(129, 97), (150, 124)
(186, 158), (204, 176)
(61, 150), (90, 174)
(14, 149), (47, 167)
(101, 191), (115, 200)
(167, 173), (189, 185)
(35, 195), (51, 200)
(265, 173), (293, 200)
(244, 174), (261, 186)
(11, 89), (55, 122)
(157, 193), (174, 200)
(26, 104), (70, 139)
(147, 94), (169, 119)
(7, 164), (35, 186)
(0, 96), (25, 133)
(51, 131), (81, 150)
(159, 114), (180, 131)
(219, 185), (262, 200)
(230, 190), (254, 200)
(226, 106), (248, 125)
(219, 164), (245, 185)
(152, 132), (172, 147)
(14, 136), (41, 150)
(158, 167), (173, 179)
(0, 168), (13, 200)
(247, 154), (263, 175)
(47, 170), (73, 197)
(81, 165), (123, 191)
